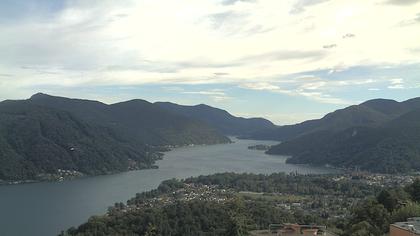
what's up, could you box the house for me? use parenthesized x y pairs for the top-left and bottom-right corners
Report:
(277, 223), (327, 236)
(390, 217), (420, 236)
(249, 224), (330, 236)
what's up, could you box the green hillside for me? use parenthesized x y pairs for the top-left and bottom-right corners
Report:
(0, 94), (231, 181)
(30, 93), (230, 146)
(155, 102), (276, 135)
(0, 100), (156, 181)
(247, 98), (420, 141)
(267, 99), (420, 173)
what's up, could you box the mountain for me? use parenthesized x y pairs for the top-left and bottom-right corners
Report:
(266, 97), (420, 173)
(29, 93), (230, 146)
(155, 102), (276, 136)
(0, 100), (157, 181)
(0, 93), (231, 181)
(248, 98), (420, 141)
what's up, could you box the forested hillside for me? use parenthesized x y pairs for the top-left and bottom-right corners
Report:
(0, 93), (233, 181)
(266, 98), (420, 173)
(0, 100), (157, 181)
(155, 102), (275, 135)
(30, 93), (230, 146)
(247, 98), (420, 141)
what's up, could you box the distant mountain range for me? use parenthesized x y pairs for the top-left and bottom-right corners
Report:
(246, 98), (420, 141)
(4, 92), (419, 179)
(29, 93), (230, 146)
(155, 102), (275, 135)
(0, 93), (273, 181)
(262, 97), (420, 173)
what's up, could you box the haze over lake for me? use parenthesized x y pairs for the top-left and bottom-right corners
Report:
(0, 138), (337, 236)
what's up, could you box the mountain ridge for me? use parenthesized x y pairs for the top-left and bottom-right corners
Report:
(266, 97), (420, 173)
(246, 97), (420, 141)
(0, 93), (237, 181)
(155, 101), (276, 136)
(29, 93), (230, 146)
(0, 99), (158, 181)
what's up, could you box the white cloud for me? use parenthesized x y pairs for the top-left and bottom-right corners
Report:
(385, 0), (420, 5)
(240, 79), (352, 105)
(388, 85), (404, 89)
(388, 78), (405, 89)
(389, 78), (404, 84)
(182, 89), (232, 102)
(240, 82), (282, 91)
(0, 0), (420, 101)
(337, 79), (376, 86)
(182, 90), (225, 96)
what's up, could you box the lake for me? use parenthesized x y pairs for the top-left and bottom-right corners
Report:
(0, 138), (337, 236)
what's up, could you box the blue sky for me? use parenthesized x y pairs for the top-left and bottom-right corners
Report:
(0, 0), (419, 124)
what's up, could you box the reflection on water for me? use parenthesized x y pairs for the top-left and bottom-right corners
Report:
(0, 138), (337, 236)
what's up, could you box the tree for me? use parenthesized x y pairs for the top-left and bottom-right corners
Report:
(348, 199), (390, 236)
(349, 221), (377, 236)
(226, 198), (251, 236)
(144, 223), (158, 236)
(226, 213), (250, 236)
(405, 178), (420, 202)
(377, 190), (398, 212)
(391, 202), (420, 223)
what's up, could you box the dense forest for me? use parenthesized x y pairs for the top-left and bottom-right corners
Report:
(59, 172), (413, 236)
(261, 97), (420, 173)
(0, 93), (238, 181)
(155, 102), (275, 136)
(0, 100), (161, 181)
(63, 197), (296, 236)
(343, 178), (420, 236)
(247, 98), (420, 141)
(268, 108), (420, 173)
(29, 93), (230, 146)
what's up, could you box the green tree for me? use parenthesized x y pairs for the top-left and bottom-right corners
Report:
(144, 223), (158, 236)
(226, 198), (251, 236)
(348, 199), (390, 235)
(377, 190), (398, 212)
(405, 178), (420, 202)
(350, 221), (377, 236)
(391, 202), (420, 223)
(226, 213), (250, 236)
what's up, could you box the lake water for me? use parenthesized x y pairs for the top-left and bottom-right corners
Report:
(0, 138), (337, 236)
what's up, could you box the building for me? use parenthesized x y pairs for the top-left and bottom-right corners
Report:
(390, 217), (420, 236)
(276, 224), (327, 236)
(249, 224), (331, 236)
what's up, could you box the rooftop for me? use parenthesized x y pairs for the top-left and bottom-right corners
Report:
(392, 217), (420, 234)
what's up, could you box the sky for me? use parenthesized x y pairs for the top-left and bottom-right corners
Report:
(0, 0), (419, 125)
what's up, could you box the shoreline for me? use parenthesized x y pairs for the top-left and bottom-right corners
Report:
(0, 139), (234, 186)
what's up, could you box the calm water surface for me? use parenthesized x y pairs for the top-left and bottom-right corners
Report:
(0, 138), (337, 236)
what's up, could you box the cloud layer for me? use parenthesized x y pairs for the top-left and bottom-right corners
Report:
(0, 0), (419, 123)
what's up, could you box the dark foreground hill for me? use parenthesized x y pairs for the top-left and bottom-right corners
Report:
(155, 102), (276, 136)
(266, 97), (420, 173)
(0, 93), (234, 181)
(0, 100), (157, 181)
(30, 93), (230, 146)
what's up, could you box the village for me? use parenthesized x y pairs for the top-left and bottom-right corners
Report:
(114, 183), (236, 213)
(104, 172), (419, 235)
(333, 172), (415, 187)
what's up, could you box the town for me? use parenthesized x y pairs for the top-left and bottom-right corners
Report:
(102, 172), (418, 235)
